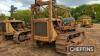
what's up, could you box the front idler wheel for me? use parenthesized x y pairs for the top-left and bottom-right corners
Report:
(18, 34), (25, 42)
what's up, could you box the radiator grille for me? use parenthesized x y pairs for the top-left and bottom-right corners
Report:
(35, 22), (47, 36)
(0, 23), (5, 32)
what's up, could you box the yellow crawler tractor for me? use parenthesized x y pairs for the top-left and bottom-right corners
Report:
(0, 5), (31, 43)
(80, 16), (93, 28)
(0, 19), (31, 43)
(31, 0), (85, 54)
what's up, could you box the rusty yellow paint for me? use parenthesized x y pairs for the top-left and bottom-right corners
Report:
(50, 20), (57, 42)
(6, 21), (15, 33)
(34, 35), (49, 42)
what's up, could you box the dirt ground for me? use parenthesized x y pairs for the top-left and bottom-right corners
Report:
(0, 24), (100, 56)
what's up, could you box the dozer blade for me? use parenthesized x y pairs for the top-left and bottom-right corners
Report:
(55, 31), (86, 55)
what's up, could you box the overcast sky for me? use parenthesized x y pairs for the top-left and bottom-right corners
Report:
(0, 0), (100, 16)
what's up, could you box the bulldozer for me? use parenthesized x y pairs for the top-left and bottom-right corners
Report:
(31, 0), (85, 55)
(0, 5), (31, 43)
(78, 16), (93, 28)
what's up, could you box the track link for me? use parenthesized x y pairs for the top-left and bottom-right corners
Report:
(55, 31), (85, 55)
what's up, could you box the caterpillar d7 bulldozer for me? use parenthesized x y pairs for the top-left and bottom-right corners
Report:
(0, 19), (31, 43)
(31, 0), (85, 54)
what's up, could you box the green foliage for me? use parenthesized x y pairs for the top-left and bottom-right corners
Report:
(78, 15), (90, 19)
(71, 4), (100, 23)
(0, 14), (7, 20)
(92, 19), (98, 23)
(13, 10), (32, 23)
(71, 5), (92, 19)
